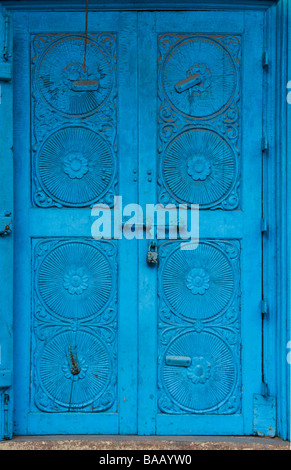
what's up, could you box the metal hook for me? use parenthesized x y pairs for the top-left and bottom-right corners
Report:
(0, 220), (12, 237)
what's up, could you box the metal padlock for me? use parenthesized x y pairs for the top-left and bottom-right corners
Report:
(147, 241), (158, 265)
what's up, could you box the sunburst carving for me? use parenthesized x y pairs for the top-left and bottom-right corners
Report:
(161, 242), (235, 321)
(35, 35), (114, 116)
(36, 127), (114, 206)
(161, 128), (236, 207)
(161, 36), (237, 119)
(36, 241), (113, 320)
(161, 330), (236, 413)
(37, 330), (111, 409)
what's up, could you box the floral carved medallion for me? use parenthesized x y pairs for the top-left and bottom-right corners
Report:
(36, 127), (114, 207)
(187, 357), (212, 385)
(186, 268), (210, 295)
(187, 156), (212, 181)
(63, 153), (89, 180)
(161, 241), (235, 321)
(36, 241), (113, 320)
(63, 267), (89, 295)
(161, 128), (236, 207)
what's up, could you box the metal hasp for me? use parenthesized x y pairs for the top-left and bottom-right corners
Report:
(0, 14), (11, 81)
(261, 218), (268, 233)
(262, 51), (269, 68)
(261, 299), (268, 316)
(261, 136), (268, 152)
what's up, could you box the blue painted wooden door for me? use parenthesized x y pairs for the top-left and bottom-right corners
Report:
(137, 11), (264, 435)
(13, 11), (139, 435)
(12, 9), (264, 436)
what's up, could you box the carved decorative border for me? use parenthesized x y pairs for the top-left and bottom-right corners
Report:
(157, 34), (241, 210)
(31, 33), (118, 208)
(157, 240), (241, 415)
(31, 238), (118, 413)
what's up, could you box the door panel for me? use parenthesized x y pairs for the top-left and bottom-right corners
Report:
(13, 11), (138, 435)
(31, 32), (117, 208)
(138, 11), (263, 435)
(13, 9), (264, 437)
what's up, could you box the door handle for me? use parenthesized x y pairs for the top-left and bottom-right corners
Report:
(175, 73), (202, 93)
(165, 355), (192, 367)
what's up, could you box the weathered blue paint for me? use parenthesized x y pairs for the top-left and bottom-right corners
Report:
(253, 394), (276, 437)
(12, 10), (138, 436)
(272, 0), (291, 442)
(0, 5), (13, 440)
(0, 0), (289, 439)
(138, 10), (265, 436)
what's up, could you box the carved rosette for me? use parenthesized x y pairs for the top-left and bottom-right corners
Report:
(157, 240), (241, 415)
(158, 34), (241, 210)
(161, 127), (237, 207)
(31, 33), (118, 208)
(32, 239), (118, 413)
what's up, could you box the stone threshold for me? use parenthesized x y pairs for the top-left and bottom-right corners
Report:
(0, 435), (289, 450)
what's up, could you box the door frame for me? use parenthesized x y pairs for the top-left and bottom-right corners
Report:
(0, 0), (289, 440)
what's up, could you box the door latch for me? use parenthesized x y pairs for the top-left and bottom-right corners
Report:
(165, 355), (192, 367)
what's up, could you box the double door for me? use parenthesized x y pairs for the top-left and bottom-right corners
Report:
(12, 10), (264, 435)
